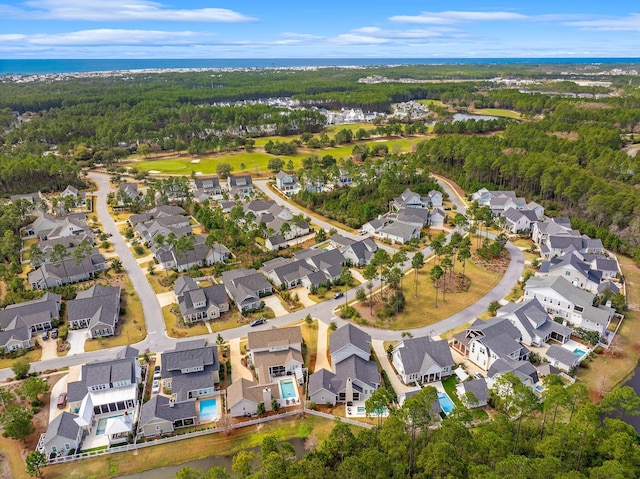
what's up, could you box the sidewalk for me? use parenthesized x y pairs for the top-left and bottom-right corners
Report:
(371, 339), (411, 395)
(314, 320), (330, 371)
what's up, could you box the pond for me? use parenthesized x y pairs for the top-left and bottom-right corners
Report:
(116, 437), (307, 479)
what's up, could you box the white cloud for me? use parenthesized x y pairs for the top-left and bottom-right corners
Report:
(328, 34), (390, 45)
(4, 0), (256, 22)
(0, 29), (210, 46)
(390, 11), (527, 25)
(564, 14), (640, 32)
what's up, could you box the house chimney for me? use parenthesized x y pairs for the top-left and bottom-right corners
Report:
(346, 377), (354, 403)
(263, 388), (272, 411)
(168, 398), (174, 408)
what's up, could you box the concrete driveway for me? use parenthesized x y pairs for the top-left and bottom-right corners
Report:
(263, 295), (288, 317)
(290, 286), (315, 308)
(229, 338), (253, 383)
(156, 291), (177, 307)
(372, 339), (412, 395)
(67, 330), (89, 355)
(314, 320), (331, 371)
(39, 335), (58, 361)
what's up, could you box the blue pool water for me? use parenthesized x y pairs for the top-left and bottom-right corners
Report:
(95, 414), (123, 435)
(535, 385), (544, 392)
(437, 392), (455, 415)
(357, 406), (387, 414)
(199, 398), (218, 422)
(573, 348), (586, 357)
(279, 379), (297, 399)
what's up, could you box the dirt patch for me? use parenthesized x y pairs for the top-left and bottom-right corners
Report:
(471, 251), (510, 275)
(0, 452), (13, 479)
(547, 131), (579, 141)
(440, 272), (471, 294)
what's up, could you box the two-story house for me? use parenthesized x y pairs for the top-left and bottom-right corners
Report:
(160, 339), (219, 402)
(392, 336), (454, 384)
(227, 175), (254, 197)
(174, 276), (229, 323)
(67, 285), (121, 339)
(247, 326), (303, 383)
(221, 268), (273, 312)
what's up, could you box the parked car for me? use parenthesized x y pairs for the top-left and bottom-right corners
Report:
(333, 292), (344, 299)
(57, 392), (67, 409)
(153, 365), (161, 380)
(473, 372), (484, 380)
(358, 230), (367, 236)
(42, 331), (49, 341)
(51, 328), (58, 339)
(151, 380), (160, 394)
(250, 317), (266, 327)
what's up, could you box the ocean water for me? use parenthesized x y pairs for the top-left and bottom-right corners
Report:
(0, 57), (639, 76)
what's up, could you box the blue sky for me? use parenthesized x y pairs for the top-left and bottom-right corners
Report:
(0, 0), (639, 58)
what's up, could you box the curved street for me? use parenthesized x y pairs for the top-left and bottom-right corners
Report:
(0, 173), (524, 380)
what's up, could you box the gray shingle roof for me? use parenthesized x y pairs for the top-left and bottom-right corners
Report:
(488, 359), (538, 384)
(248, 326), (302, 350)
(226, 378), (281, 408)
(546, 345), (580, 367)
(80, 354), (137, 388)
(44, 411), (80, 444)
(332, 355), (380, 390)
(139, 395), (196, 427)
(461, 378), (489, 404)
(329, 323), (371, 359)
(67, 286), (120, 330)
(525, 275), (595, 308)
(394, 337), (454, 375)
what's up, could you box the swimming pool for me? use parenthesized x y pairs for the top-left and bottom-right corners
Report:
(437, 392), (455, 415)
(573, 348), (586, 357)
(279, 379), (297, 399)
(199, 398), (218, 422)
(95, 414), (123, 435)
(357, 406), (386, 414)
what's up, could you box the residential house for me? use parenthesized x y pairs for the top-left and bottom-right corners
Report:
(67, 285), (121, 339)
(428, 208), (447, 230)
(592, 258), (619, 280)
(10, 191), (44, 204)
(487, 358), (539, 387)
(29, 252), (107, 289)
(226, 378), (281, 417)
(0, 293), (61, 337)
(396, 208), (430, 229)
(62, 346), (141, 449)
(262, 258), (316, 290)
(308, 355), (380, 406)
(193, 176), (223, 202)
(265, 234), (288, 251)
(502, 208), (539, 234)
(41, 411), (83, 457)
(298, 248), (346, 284)
(456, 378), (489, 408)
(153, 235), (229, 272)
(495, 298), (572, 347)
(330, 235), (378, 266)
(138, 395), (196, 437)
(247, 326), (303, 383)
(160, 339), (219, 402)
(361, 218), (389, 235)
(24, 211), (92, 240)
(392, 336), (454, 384)
(221, 268), (273, 312)
(275, 171), (300, 195)
(545, 345), (582, 372)
(531, 217), (577, 245)
(329, 323), (371, 365)
(537, 252), (602, 293)
(127, 205), (186, 227)
(60, 185), (87, 206)
(452, 317), (530, 371)
(541, 235), (605, 260)
(391, 188), (442, 210)
(117, 183), (142, 206)
(471, 189), (526, 217)
(375, 222), (420, 244)
(524, 275), (616, 335)
(173, 276), (229, 323)
(227, 175), (254, 197)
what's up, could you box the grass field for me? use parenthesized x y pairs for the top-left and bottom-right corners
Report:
(470, 108), (522, 119)
(132, 136), (428, 176)
(384, 253), (502, 330)
(43, 415), (337, 479)
(163, 305), (210, 338)
(0, 347), (42, 371)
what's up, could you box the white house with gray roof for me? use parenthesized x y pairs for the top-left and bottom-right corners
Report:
(392, 336), (454, 384)
(227, 175), (254, 197)
(226, 378), (282, 418)
(495, 298), (572, 347)
(524, 275), (615, 335)
(545, 345), (582, 372)
(248, 326), (303, 383)
(0, 293), (61, 348)
(308, 355), (380, 406)
(41, 411), (83, 457)
(193, 176), (223, 202)
(456, 378), (489, 408)
(452, 317), (530, 371)
(221, 268), (273, 312)
(28, 252), (106, 290)
(488, 358), (539, 387)
(375, 222), (420, 244)
(173, 276), (229, 323)
(329, 323), (371, 365)
(160, 339), (219, 402)
(138, 395), (197, 438)
(67, 285), (121, 339)
(330, 235), (378, 266)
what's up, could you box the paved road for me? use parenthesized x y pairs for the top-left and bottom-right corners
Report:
(0, 173), (523, 381)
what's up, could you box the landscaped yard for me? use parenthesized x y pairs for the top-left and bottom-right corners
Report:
(441, 376), (489, 420)
(0, 347), (42, 371)
(162, 304), (210, 338)
(285, 318), (318, 370)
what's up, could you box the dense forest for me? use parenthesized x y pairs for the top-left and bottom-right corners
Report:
(175, 381), (640, 479)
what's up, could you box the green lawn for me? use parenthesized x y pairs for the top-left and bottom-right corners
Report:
(470, 108), (523, 119)
(133, 136), (428, 176)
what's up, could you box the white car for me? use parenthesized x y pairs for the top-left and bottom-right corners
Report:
(151, 380), (160, 394)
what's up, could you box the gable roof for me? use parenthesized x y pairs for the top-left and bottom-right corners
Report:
(67, 285), (120, 330)
(139, 395), (197, 427)
(460, 378), (489, 404)
(546, 345), (580, 367)
(488, 358), (538, 384)
(161, 340), (218, 373)
(524, 275), (595, 307)
(226, 378), (281, 408)
(394, 336), (454, 375)
(248, 326), (302, 350)
(44, 411), (80, 444)
(329, 323), (371, 360)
